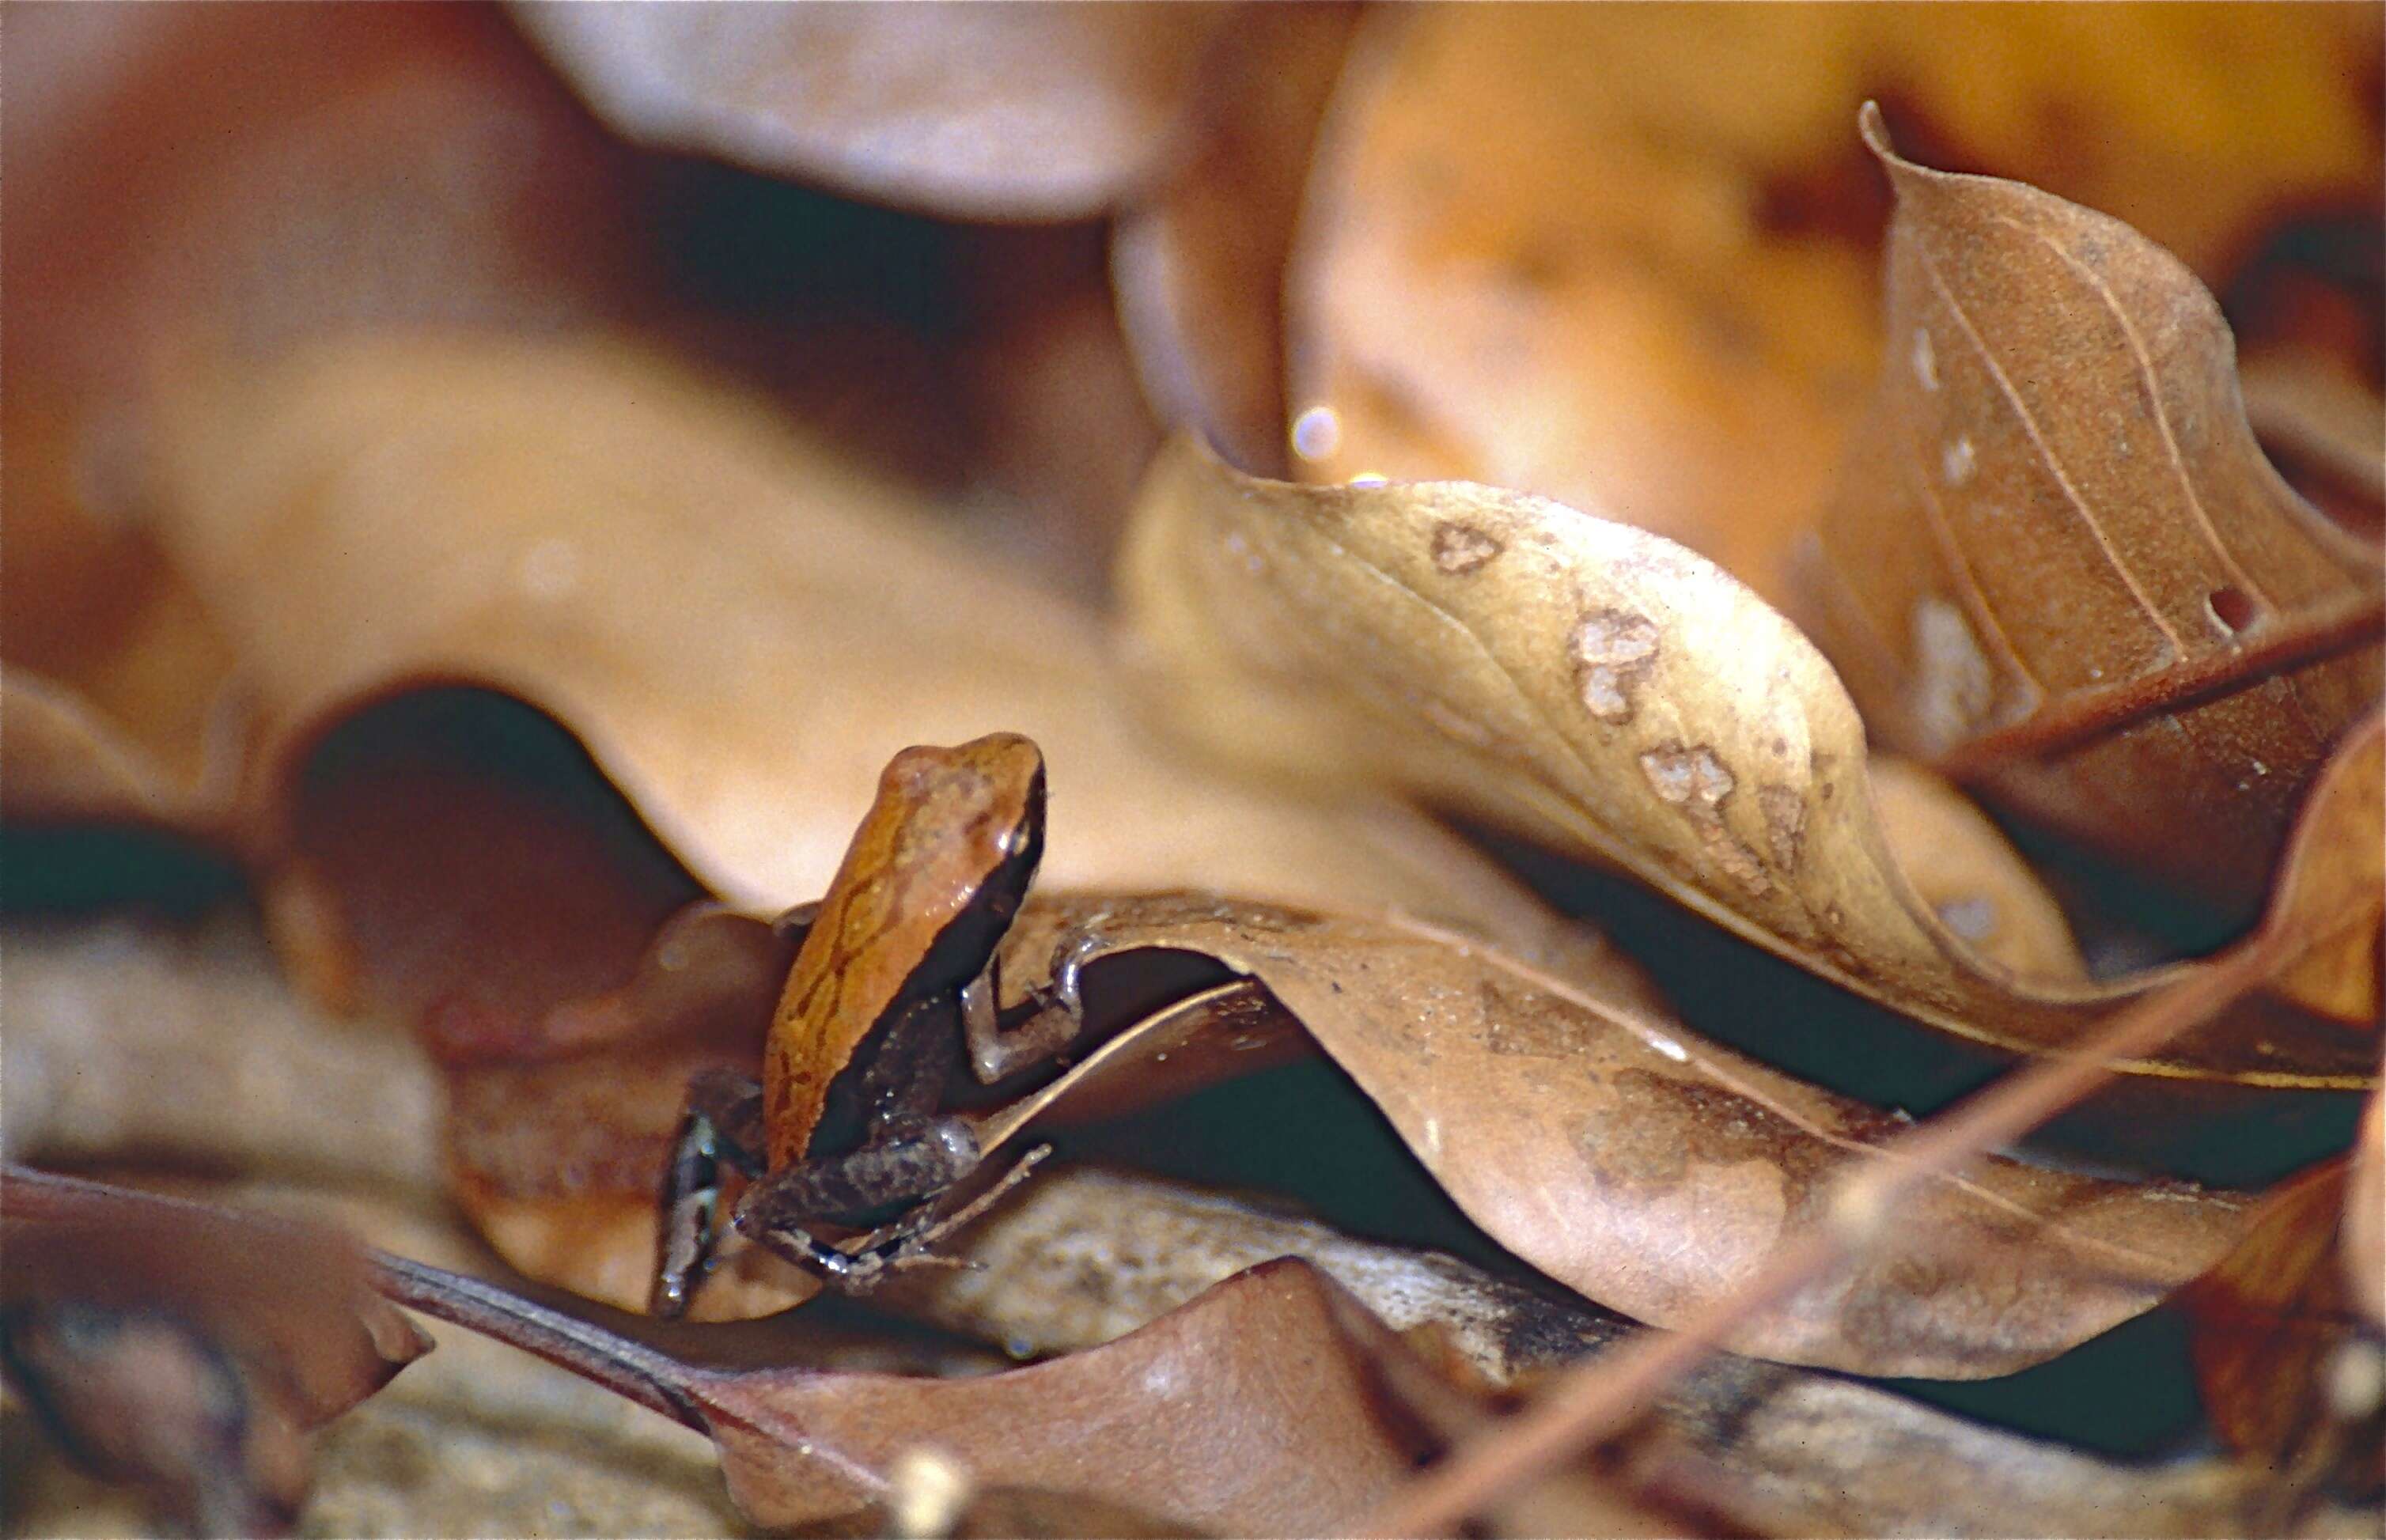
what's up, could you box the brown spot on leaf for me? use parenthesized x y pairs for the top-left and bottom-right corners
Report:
(1592, 1070), (1833, 1222)
(1639, 743), (1771, 891)
(1759, 785), (1806, 872)
(1430, 521), (1503, 574)
(1570, 608), (1660, 724)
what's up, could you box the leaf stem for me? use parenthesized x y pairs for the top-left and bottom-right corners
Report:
(365, 1251), (708, 1431)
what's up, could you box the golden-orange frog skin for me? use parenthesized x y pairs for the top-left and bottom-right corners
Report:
(762, 732), (1046, 1167)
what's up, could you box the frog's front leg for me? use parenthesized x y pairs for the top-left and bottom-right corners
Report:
(652, 1067), (770, 1318)
(959, 952), (1087, 1084)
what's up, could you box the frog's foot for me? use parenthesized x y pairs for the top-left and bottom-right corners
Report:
(823, 1143), (1056, 1291)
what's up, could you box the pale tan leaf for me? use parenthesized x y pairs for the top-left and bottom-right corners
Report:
(1115, 434), (2374, 1087)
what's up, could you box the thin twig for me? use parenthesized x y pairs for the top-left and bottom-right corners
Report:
(1358, 931), (2289, 1537)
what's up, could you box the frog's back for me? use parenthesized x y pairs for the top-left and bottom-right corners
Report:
(762, 734), (1045, 1166)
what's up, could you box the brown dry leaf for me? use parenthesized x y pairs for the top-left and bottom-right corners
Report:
(1801, 109), (2383, 917)
(878, 1166), (2358, 1540)
(2350, 1091), (2384, 1329)
(511, 2), (1232, 221)
(1287, 5), (2381, 602)
(375, 1251), (1454, 1536)
(2182, 1156), (2384, 1496)
(1, 1169), (432, 1535)
(2262, 712), (2384, 1028)
(983, 894), (2255, 1377)
(1866, 755), (2085, 980)
(1115, 434), (2376, 1088)
(1, 4), (650, 828)
(1112, 2), (1362, 476)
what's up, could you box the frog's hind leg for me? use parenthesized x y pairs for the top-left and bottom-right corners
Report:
(731, 1114), (983, 1292)
(650, 1067), (767, 1319)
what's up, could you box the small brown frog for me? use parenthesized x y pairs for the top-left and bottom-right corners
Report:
(650, 732), (1082, 1317)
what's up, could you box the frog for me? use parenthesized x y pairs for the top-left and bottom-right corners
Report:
(650, 732), (1085, 1318)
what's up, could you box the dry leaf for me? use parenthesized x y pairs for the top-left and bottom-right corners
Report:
(2350, 1092), (2384, 1329)
(2262, 712), (2384, 1027)
(375, 1251), (1452, 1536)
(1112, 2), (1362, 476)
(1115, 434), (2375, 1088)
(1286, 5), (2381, 601)
(150, 336), (1566, 953)
(875, 1164), (2346, 1539)
(1866, 755), (2085, 981)
(0, 4), (649, 829)
(511, 2), (1232, 221)
(1801, 108), (2383, 916)
(1, 1169), (431, 1535)
(2183, 1156), (2384, 1496)
(983, 894), (2255, 1377)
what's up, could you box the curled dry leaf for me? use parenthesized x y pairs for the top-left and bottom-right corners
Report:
(1, 1168), (431, 1535)
(1116, 434), (2376, 1088)
(1865, 755), (2085, 981)
(2261, 711), (2384, 1028)
(1801, 109), (2383, 916)
(511, 2), (1232, 221)
(2181, 1156), (2384, 1496)
(2350, 1092), (2384, 1329)
(1112, 2), (1362, 476)
(150, 336), (1567, 959)
(1286, 6), (2381, 603)
(985, 894), (2253, 1377)
(374, 1251), (1452, 1536)
(444, 886), (2252, 1375)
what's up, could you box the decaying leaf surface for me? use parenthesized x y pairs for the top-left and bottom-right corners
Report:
(374, 1251), (1448, 1536)
(1112, 2), (1362, 477)
(1, 1169), (431, 1534)
(512, 2), (1230, 221)
(2182, 1157), (2383, 1496)
(1286, 5), (2381, 603)
(1117, 434), (2375, 1088)
(1801, 109), (2383, 915)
